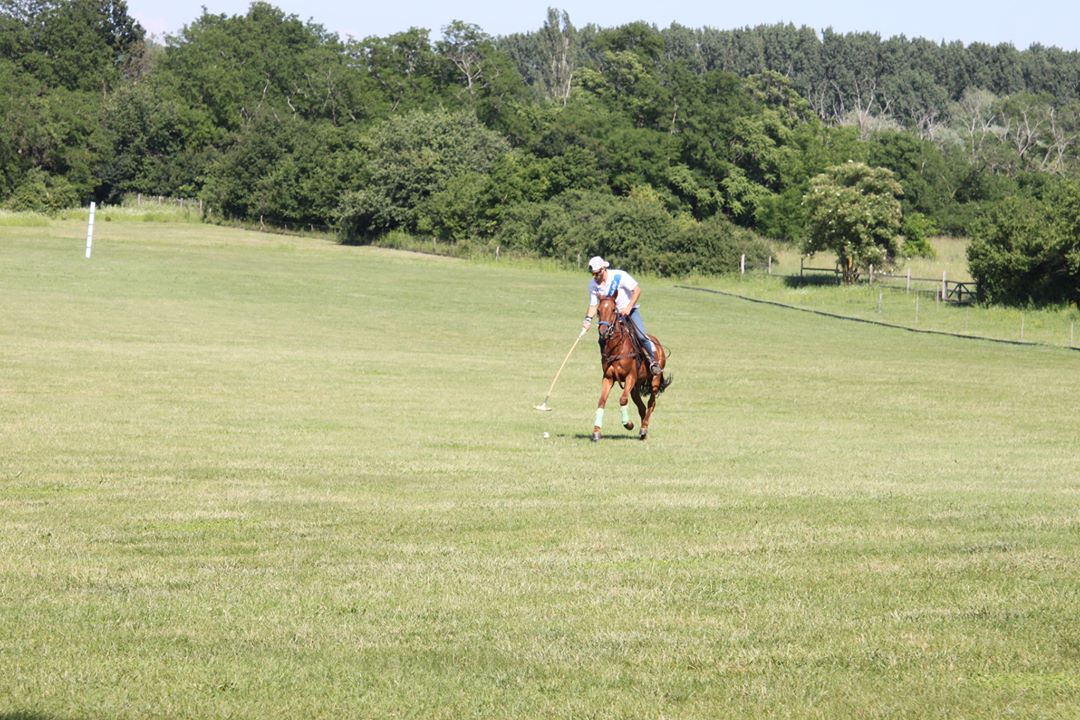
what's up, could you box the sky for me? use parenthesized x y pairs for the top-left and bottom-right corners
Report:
(125, 0), (1080, 52)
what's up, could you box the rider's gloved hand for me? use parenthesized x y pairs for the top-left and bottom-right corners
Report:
(582, 316), (592, 331)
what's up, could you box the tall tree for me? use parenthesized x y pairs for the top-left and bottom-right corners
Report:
(1, 0), (145, 91)
(437, 21), (491, 95)
(803, 162), (904, 281)
(537, 7), (576, 105)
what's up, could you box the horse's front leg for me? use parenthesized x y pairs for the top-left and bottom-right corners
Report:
(592, 376), (616, 442)
(619, 374), (636, 431)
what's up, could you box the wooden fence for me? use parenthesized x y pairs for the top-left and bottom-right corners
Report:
(795, 256), (978, 304)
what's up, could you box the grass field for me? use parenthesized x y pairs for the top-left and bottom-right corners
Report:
(2, 218), (1080, 718)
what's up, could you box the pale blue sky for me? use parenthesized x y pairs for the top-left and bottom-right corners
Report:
(126, 0), (1080, 51)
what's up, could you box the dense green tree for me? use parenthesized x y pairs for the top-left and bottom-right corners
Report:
(0, 0), (141, 203)
(0, 58), (35, 196)
(201, 110), (299, 223)
(967, 180), (1080, 305)
(866, 130), (948, 215)
(97, 75), (216, 200)
(349, 28), (447, 114)
(1, 0), (146, 91)
(202, 112), (358, 226)
(337, 108), (510, 241)
(160, 3), (349, 132)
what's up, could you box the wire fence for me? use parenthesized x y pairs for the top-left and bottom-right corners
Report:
(714, 255), (1080, 350)
(127, 194), (203, 213)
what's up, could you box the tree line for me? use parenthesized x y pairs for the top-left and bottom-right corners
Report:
(2, 1), (1079, 304)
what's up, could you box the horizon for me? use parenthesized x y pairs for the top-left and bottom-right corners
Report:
(124, 0), (1080, 52)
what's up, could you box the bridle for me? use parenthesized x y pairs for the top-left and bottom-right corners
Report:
(595, 298), (623, 343)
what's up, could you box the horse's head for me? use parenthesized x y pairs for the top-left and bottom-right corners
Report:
(595, 296), (620, 341)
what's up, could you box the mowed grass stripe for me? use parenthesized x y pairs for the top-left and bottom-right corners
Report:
(2, 221), (1079, 718)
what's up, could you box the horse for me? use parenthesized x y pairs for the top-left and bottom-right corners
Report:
(591, 295), (671, 441)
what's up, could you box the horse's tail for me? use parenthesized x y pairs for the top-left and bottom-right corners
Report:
(657, 371), (673, 394)
(656, 344), (673, 394)
(637, 370), (672, 397)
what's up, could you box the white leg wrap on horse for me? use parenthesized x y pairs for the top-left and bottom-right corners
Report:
(620, 405), (630, 424)
(594, 408), (604, 427)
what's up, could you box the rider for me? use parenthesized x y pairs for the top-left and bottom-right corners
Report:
(582, 256), (663, 376)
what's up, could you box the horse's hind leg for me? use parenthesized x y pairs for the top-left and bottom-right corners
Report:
(639, 388), (660, 440)
(630, 387), (647, 431)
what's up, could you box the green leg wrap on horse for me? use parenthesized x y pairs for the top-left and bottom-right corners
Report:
(620, 405), (630, 424)
(594, 408), (604, 427)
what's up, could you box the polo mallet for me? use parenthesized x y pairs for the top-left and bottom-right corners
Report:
(534, 327), (588, 411)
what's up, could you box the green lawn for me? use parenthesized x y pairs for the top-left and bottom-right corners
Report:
(2, 219), (1079, 718)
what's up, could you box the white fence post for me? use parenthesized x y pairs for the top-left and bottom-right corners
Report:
(740, 254), (746, 274)
(85, 201), (96, 259)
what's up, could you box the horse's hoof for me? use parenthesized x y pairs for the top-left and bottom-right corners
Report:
(623, 422), (635, 431)
(639, 429), (648, 440)
(591, 432), (601, 442)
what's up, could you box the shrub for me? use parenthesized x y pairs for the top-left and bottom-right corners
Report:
(493, 187), (772, 276)
(901, 212), (938, 259)
(4, 170), (80, 213)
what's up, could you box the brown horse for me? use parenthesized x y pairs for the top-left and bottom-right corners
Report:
(591, 295), (671, 441)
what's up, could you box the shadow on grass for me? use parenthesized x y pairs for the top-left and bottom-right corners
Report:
(570, 433), (645, 442)
(782, 274), (841, 288)
(1, 714), (76, 720)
